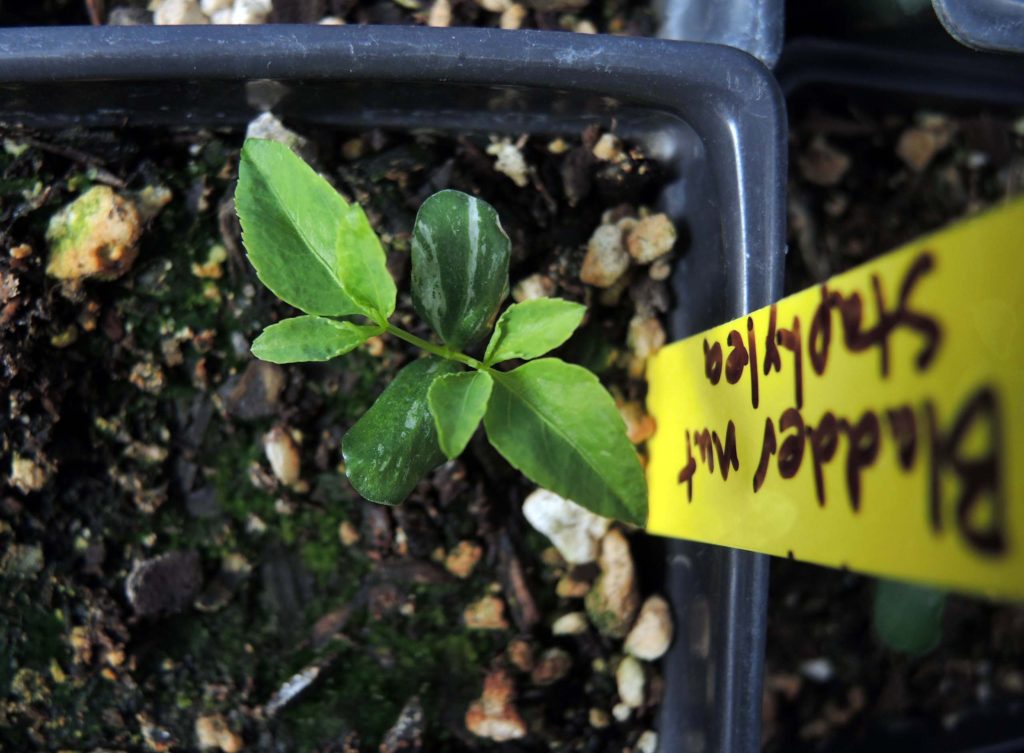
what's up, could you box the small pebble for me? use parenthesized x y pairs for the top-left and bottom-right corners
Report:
(507, 637), (535, 672)
(427, 0), (451, 26)
(522, 488), (610, 565)
(46, 186), (142, 282)
(636, 730), (658, 753)
(648, 257), (671, 281)
(531, 647), (572, 685)
(445, 540), (484, 579)
(337, 521), (359, 547)
(626, 213), (676, 264)
(585, 529), (639, 638)
(475, 0), (512, 11)
(592, 133), (623, 162)
(624, 595), (673, 661)
(580, 223), (629, 288)
(512, 273), (556, 302)
(153, 0), (209, 24)
(616, 655), (646, 708)
(499, 3), (526, 28)
(612, 702), (632, 722)
(10, 454), (48, 494)
(231, 0), (273, 23)
(551, 611), (588, 636)
(618, 401), (656, 444)
(800, 657), (834, 683)
(798, 136), (850, 187)
(263, 426), (301, 488)
(627, 314), (666, 361)
(589, 707), (610, 728)
(465, 669), (527, 741)
(464, 595), (510, 630)
(556, 574), (592, 599)
(195, 713), (243, 753)
(199, 0), (231, 13)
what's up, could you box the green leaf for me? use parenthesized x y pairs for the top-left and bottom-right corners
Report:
(236, 139), (362, 317)
(873, 578), (946, 656)
(336, 202), (396, 321)
(251, 316), (382, 364)
(411, 190), (510, 350)
(342, 357), (462, 505)
(484, 298), (586, 365)
(483, 358), (647, 526)
(428, 371), (493, 459)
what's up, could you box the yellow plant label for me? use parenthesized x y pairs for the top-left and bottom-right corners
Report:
(645, 198), (1024, 600)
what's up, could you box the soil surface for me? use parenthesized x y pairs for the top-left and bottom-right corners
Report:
(0, 122), (669, 752)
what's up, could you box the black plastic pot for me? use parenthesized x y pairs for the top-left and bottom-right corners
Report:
(655, 0), (784, 67)
(932, 0), (1024, 55)
(0, 25), (786, 752)
(776, 36), (1024, 753)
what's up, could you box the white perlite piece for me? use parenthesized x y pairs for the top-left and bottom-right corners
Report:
(200, 0), (231, 13)
(624, 595), (673, 661)
(625, 213), (676, 264)
(636, 730), (659, 753)
(245, 112), (309, 156)
(153, 0), (209, 24)
(522, 488), (610, 565)
(486, 138), (530, 188)
(232, 0), (273, 24)
(616, 655), (646, 708)
(580, 223), (629, 288)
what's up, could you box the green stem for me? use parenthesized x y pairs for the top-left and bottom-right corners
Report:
(384, 323), (485, 371)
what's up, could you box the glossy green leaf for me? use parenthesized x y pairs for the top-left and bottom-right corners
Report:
(251, 316), (382, 364)
(483, 358), (647, 526)
(484, 298), (586, 365)
(342, 358), (462, 505)
(411, 189), (510, 350)
(236, 138), (362, 317)
(428, 371), (493, 459)
(336, 202), (396, 321)
(873, 578), (946, 656)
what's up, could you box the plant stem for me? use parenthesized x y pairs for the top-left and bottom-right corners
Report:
(384, 323), (485, 371)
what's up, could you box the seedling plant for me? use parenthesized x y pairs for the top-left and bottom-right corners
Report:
(236, 139), (647, 526)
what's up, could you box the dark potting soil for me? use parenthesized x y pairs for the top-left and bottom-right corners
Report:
(3, 0), (657, 37)
(0, 122), (671, 750)
(761, 102), (1024, 753)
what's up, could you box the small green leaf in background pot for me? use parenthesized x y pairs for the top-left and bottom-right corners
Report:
(484, 298), (586, 365)
(411, 190), (510, 350)
(873, 578), (946, 656)
(483, 358), (647, 526)
(236, 139), (362, 317)
(428, 371), (494, 459)
(336, 203), (396, 322)
(251, 316), (382, 364)
(342, 358), (462, 505)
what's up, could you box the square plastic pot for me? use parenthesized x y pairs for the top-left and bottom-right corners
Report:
(932, 0), (1024, 56)
(0, 25), (786, 752)
(776, 35), (1024, 753)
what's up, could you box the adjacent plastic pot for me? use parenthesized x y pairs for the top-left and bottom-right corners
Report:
(932, 0), (1024, 56)
(0, 25), (786, 753)
(655, 0), (784, 67)
(777, 36), (1024, 753)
